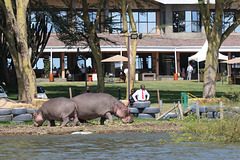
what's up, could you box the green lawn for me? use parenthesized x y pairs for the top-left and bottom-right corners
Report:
(35, 80), (237, 110)
(6, 79), (239, 112)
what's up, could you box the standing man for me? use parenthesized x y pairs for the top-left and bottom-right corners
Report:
(187, 64), (193, 81)
(132, 84), (150, 102)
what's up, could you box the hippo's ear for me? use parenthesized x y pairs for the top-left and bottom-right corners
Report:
(122, 104), (127, 110)
(34, 112), (37, 117)
(127, 110), (130, 114)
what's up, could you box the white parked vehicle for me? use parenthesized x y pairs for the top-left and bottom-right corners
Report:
(0, 86), (8, 98)
(37, 85), (48, 99)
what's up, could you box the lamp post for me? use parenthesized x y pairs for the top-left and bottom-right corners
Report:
(123, 32), (142, 97)
(127, 35), (130, 97)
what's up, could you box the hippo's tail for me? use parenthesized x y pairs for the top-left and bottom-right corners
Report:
(72, 101), (78, 116)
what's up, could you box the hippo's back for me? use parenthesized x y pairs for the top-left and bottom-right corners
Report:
(40, 97), (76, 117)
(72, 93), (120, 119)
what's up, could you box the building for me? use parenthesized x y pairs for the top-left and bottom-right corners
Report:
(36, 0), (240, 81)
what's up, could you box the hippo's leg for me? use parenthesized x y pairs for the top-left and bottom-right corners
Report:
(100, 117), (106, 125)
(72, 113), (78, 126)
(60, 117), (70, 127)
(100, 112), (113, 125)
(47, 120), (56, 127)
(79, 118), (87, 123)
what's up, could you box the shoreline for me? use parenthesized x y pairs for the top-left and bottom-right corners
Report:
(0, 122), (182, 136)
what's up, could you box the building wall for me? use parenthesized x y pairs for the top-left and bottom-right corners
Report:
(164, 4), (205, 38)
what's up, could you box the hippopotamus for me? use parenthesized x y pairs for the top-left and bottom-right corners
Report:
(34, 97), (78, 127)
(72, 93), (134, 125)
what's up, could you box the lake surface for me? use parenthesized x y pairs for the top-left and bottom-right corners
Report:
(0, 133), (239, 160)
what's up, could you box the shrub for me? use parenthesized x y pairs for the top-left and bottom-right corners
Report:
(224, 89), (240, 103)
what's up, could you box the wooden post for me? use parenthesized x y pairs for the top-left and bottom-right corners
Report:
(196, 101), (200, 119)
(174, 102), (178, 119)
(157, 90), (161, 116)
(160, 100), (163, 115)
(220, 101), (223, 120)
(178, 101), (183, 119)
(156, 106), (176, 120)
(69, 87), (72, 99)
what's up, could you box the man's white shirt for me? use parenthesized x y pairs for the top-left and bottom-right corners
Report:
(187, 65), (193, 73)
(132, 89), (150, 101)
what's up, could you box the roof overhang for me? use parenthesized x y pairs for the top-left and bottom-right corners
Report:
(43, 45), (240, 53)
(154, 0), (215, 4)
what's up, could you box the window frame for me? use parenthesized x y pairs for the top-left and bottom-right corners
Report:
(172, 10), (201, 33)
(109, 11), (157, 34)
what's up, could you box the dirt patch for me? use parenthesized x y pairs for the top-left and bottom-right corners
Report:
(0, 122), (182, 136)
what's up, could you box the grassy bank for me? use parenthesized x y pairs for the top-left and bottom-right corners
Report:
(168, 114), (240, 143)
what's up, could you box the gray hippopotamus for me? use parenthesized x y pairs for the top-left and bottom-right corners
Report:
(34, 97), (78, 127)
(72, 93), (134, 125)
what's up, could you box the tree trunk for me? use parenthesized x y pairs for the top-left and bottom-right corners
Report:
(127, 6), (137, 97)
(121, 0), (138, 99)
(88, 33), (104, 93)
(203, 44), (219, 98)
(103, 0), (109, 32)
(0, 34), (10, 85)
(4, 0), (37, 103)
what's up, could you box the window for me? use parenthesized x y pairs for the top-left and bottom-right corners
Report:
(109, 11), (156, 34)
(54, 11), (67, 33)
(109, 12), (122, 33)
(31, 11), (52, 33)
(173, 11), (201, 32)
(76, 11), (100, 33)
(138, 12), (156, 33)
(231, 54), (240, 69)
(34, 58), (44, 69)
(31, 11), (67, 33)
(210, 11), (240, 33)
(135, 54), (152, 69)
(222, 12), (240, 33)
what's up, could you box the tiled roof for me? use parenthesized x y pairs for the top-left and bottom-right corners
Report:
(46, 34), (240, 48)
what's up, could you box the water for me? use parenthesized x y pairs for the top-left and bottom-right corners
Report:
(0, 133), (239, 160)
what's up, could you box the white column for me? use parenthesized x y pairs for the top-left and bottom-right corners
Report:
(61, 52), (65, 78)
(50, 48), (53, 74)
(174, 48), (177, 74)
(198, 61), (199, 83)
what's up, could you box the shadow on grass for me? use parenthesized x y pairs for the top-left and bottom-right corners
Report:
(45, 85), (205, 104)
(148, 90), (204, 104)
(7, 81), (226, 104)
